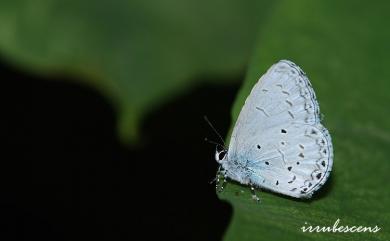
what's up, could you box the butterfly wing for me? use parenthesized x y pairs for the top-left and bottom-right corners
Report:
(227, 60), (333, 198)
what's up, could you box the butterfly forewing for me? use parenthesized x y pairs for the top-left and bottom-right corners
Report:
(226, 60), (333, 198)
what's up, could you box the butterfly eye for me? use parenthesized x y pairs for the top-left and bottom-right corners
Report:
(217, 151), (226, 160)
(215, 147), (227, 163)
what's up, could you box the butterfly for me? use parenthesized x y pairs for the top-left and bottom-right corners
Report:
(214, 60), (333, 200)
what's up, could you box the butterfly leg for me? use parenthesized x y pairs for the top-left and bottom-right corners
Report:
(221, 172), (228, 191)
(212, 166), (223, 191)
(216, 170), (228, 192)
(249, 183), (261, 203)
(215, 172), (221, 191)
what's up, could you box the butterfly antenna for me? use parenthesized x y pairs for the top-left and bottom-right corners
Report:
(204, 137), (225, 149)
(203, 116), (225, 146)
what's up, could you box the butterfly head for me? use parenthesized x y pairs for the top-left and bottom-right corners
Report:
(215, 146), (228, 164)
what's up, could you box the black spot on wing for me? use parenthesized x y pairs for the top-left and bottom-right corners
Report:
(316, 173), (322, 179)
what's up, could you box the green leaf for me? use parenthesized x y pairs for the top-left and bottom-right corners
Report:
(219, 0), (390, 240)
(0, 0), (274, 143)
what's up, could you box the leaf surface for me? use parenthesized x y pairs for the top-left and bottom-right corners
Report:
(219, 1), (390, 240)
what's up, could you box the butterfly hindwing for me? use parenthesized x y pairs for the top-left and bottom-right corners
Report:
(240, 123), (333, 198)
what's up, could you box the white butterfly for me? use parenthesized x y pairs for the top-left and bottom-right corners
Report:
(215, 60), (333, 200)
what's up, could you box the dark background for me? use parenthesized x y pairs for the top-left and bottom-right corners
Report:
(0, 60), (240, 240)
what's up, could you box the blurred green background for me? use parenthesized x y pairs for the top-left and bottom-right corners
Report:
(1, 0), (389, 240)
(0, 0), (269, 142)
